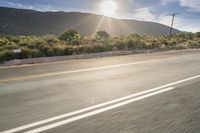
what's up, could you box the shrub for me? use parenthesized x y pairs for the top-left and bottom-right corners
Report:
(59, 30), (81, 44)
(0, 50), (14, 62)
(40, 46), (55, 56)
(52, 46), (65, 56)
(115, 39), (126, 50)
(96, 31), (110, 40)
(1, 30), (200, 62)
(196, 32), (200, 38)
(64, 46), (74, 55)
(174, 44), (188, 50)
(43, 35), (59, 45)
(19, 48), (42, 58)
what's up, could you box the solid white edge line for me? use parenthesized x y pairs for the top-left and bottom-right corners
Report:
(25, 87), (175, 133)
(1, 75), (200, 133)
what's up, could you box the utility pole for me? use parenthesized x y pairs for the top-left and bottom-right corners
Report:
(169, 13), (178, 43)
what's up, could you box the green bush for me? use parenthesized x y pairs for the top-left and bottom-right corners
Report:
(0, 50), (14, 62)
(64, 46), (74, 55)
(43, 35), (59, 45)
(96, 31), (110, 40)
(19, 48), (42, 58)
(52, 46), (65, 56)
(115, 40), (126, 50)
(59, 30), (81, 45)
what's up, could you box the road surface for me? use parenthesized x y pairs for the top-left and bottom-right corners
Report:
(0, 50), (200, 133)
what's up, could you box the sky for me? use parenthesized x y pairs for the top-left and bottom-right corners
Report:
(0, 0), (200, 32)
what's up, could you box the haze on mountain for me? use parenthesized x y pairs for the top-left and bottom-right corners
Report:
(0, 7), (180, 36)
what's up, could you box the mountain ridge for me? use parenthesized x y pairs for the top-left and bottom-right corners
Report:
(0, 7), (181, 36)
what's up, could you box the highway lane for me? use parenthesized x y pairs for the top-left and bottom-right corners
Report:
(0, 50), (200, 132)
(0, 49), (199, 80)
(44, 79), (200, 133)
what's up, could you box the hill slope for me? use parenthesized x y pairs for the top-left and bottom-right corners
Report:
(0, 7), (181, 36)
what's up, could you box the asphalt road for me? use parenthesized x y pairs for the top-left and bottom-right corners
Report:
(0, 50), (200, 133)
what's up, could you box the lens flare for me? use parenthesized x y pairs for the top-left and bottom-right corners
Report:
(101, 0), (117, 17)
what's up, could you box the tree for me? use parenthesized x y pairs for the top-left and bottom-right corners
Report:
(59, 30), (81, 44)
(96, 31), (110, 40)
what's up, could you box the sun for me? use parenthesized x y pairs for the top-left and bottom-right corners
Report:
(101, 0), (117, 17)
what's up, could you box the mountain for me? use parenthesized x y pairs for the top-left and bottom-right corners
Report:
(0, 7), (181, 36)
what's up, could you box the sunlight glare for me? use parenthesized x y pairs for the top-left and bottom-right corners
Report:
(101, 0), (117, 17)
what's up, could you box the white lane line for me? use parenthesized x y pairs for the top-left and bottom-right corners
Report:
(25, 87), (175, 133)
(1, 74), (200, 133)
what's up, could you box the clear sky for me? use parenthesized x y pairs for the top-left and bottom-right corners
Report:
(0, 0), (200, 32)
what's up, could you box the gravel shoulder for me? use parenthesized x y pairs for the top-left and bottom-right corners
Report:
(0, 49), (199, 67)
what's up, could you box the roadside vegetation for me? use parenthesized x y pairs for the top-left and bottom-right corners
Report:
(0, 30), (200, 62)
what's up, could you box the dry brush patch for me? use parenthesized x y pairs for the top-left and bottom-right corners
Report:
(0, 31), (200, 62)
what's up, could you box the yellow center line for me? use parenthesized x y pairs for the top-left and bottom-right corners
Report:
(0, 73), (61, 84)
(0, 59), (158, 84)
